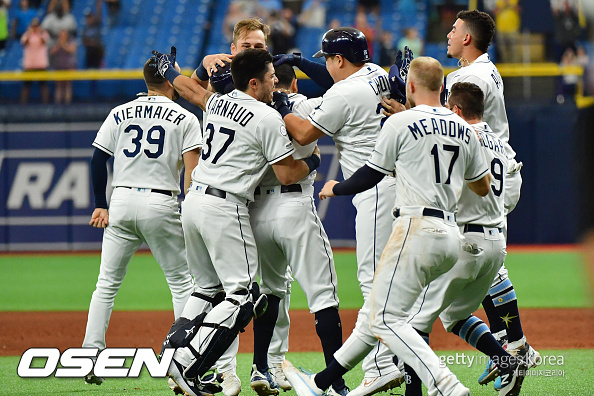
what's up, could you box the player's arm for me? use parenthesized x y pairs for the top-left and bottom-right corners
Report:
(182, 148), (200, 193)
(319, 165), (385, 199)
(89, 147), (111, 228)
(467, 173), (491, 197)
(191, 53), (234, 90)
(272, 146), (321, 185)
(273, 53), (334, 90)
(272, 92), (325, 145)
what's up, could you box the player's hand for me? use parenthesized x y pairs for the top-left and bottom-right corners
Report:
(273, 53), (302, 67)
(319, 180), (339, 200)
(203, 54), (233, 77)
(395, 45), (414, 82)
(272, 91), (291, 118)
(89, 208), (109, 228)
(151, 46), (177, 77)
(381, 97), (406, 117)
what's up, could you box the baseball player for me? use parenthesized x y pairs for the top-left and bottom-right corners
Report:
(151, 47), (321, 396)
(160, 19), (272, 396)
(444, 10), (539, 387)
(283, 56), (493, 396)
(250, 62), (346, 396)
(402, 81), (528, 396)
(272, 27), (404, 396)
(82, 59), (200, 385)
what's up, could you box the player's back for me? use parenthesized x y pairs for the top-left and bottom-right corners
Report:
(94, 95), (201, 194)
(456, 122), (507, 227)
(444, 54), (514, 158)
(192, 90), (294, 201)
(375, 105), (488, 213)
(308, 63), (390, 178)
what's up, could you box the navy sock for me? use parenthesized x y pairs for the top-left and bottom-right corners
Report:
(488, 278), (524, 343)
(314, 359), (348, 391)
(253, 294), (281, 372)
(403, 363), (422, 396)
(452, 316), (507, 362)
(315, 307), (346, 391)
(482, 294), (506, 334)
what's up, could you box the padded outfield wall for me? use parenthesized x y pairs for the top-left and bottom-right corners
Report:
(0, 102), (586, 251)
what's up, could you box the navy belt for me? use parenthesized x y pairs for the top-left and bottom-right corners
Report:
(254, 184), (302, 195)
(393, 207), (449, 220)
(123, 187), (173, 197)
(463, 224), (503, 234)
(205, 186), (227, 199)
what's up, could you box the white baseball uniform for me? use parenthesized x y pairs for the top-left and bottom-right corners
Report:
(308, 63), (399, 377)
(332, 105), (489, 396)
(83, 95), (200, 350)
(176, 89), (296, 371)
(407, 122), (508, 334)
(445, 53), (523, 299)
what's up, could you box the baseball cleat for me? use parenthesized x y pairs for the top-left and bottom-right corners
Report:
(498, 360), (527, 396)
(168, 358), (212, 396)
(271, 362), (292, 391)
(282, 360), (323, 396)
(478, 359), (499, 385)
(168, 377), (184, 394)
(347, 370), (404, 396)
(251, 364), (280, 396)
(84, 373), (104, 385)
(221, 370), (241, 396)
(325, 385), (350, 396)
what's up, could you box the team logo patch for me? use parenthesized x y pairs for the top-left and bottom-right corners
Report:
(279, 125), (288, 137)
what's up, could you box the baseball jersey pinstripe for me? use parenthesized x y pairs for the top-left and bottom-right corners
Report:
(444, 54), (515, 159)
(191, 90), (295, 200)
(93, 95), (201, 194)
(366, 105), (489, 213)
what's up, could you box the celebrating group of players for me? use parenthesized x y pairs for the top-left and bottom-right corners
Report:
(82, 8), (540, 396)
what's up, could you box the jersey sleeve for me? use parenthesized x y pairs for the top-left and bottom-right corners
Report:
(464, 132), (490, 182)
(293, 97), (323, 119)
(92, 111), (117, 155)
(182, 113), (202, 154)
(365, 117), (399, 175)
(259, 112), (295, 165)
(307, 88), (349, 136)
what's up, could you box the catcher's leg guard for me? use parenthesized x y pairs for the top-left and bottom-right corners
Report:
(161, 291), (226, 357)
(184, 290), (268, 380)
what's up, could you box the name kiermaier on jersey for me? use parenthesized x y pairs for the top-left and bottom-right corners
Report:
(113, 104), (188, 126)
(17, 347), (174, 378)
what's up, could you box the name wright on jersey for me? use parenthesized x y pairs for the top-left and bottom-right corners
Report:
(407, 118), (472, 144)
(113, 104), (187, 126)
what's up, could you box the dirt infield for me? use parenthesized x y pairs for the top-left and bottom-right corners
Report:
(1, 308), (592, 356)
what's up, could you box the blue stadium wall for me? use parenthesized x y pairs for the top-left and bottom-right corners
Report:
(0, 102), (584, 251)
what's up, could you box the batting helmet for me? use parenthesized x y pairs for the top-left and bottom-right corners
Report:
(313, 27), (370, 63)
(210, 61), (235, 94)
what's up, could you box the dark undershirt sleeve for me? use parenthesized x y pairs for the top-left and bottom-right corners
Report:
(332, 165), (386, 196)
(90, 147), (111, 209)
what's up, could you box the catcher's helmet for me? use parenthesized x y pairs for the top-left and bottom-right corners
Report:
(313, 27), (370, 63)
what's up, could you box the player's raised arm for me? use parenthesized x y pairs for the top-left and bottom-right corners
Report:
(272, 91), (325, 146)
(150, 47), (213, 111)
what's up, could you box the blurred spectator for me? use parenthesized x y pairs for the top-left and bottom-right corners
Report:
(20, 17), (49, 104)
(82, 10), (103, 68)
(328, 18), (341, 30)
(104, 0), (121, 27)
(354, 10), (374, 59)
(427, 0), (463, 43)
(557, 45), (590, 102)
(0, 0), (9, 51)
(50, 28), (76, 103)
(378, 30), (397, 66)
(397, 27), (423, 56)
(11, 0), (37, 41)
(223, 1), (249, 42)
(552, 0), (584, 62)
(258, 0), (283, 15)
(269, 8), (295, 54)
(297, 0), (326, 29)
(357, 0), (379, 16)
(41, 0), (77, 49)
(494, 0), (521, 63)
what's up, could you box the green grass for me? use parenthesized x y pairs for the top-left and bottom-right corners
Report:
(2, 349), (592, 395)
(0, 250), (590, 311)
